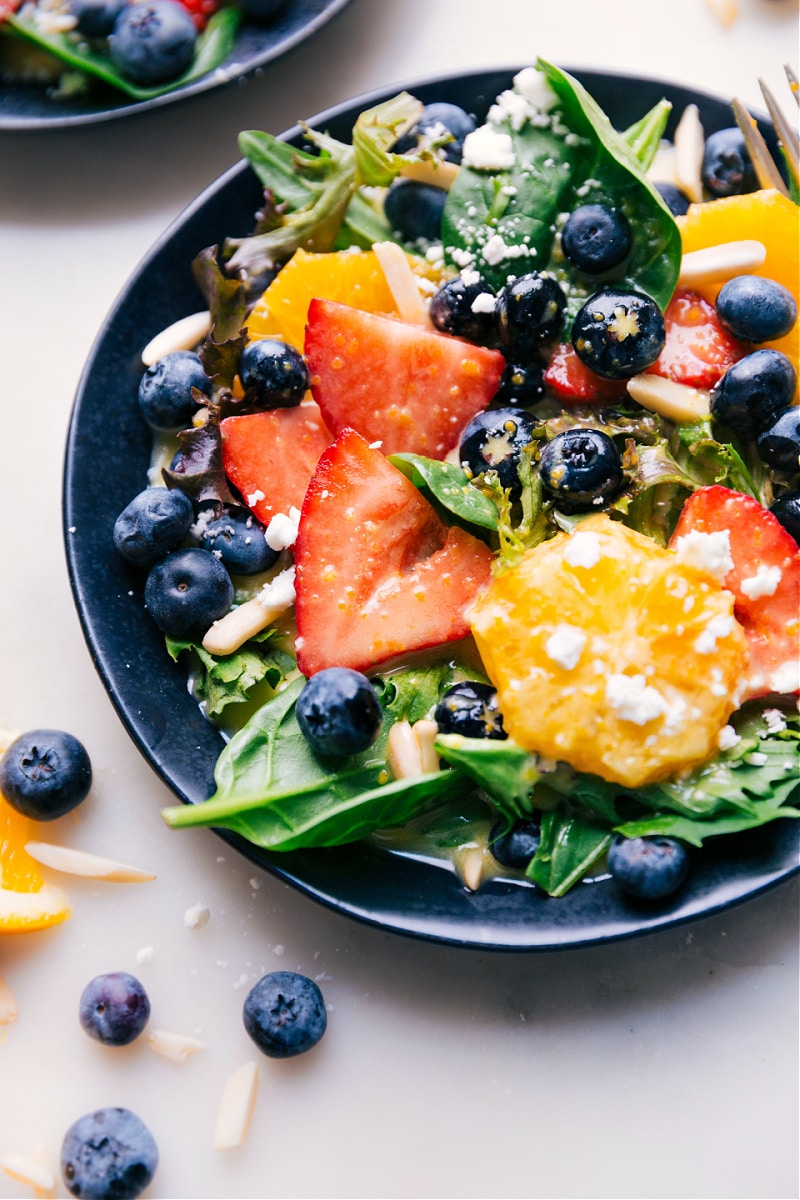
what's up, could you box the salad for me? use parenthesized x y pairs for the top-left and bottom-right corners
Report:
(0, 0), (288, 102)
(111, 60), (799, 905)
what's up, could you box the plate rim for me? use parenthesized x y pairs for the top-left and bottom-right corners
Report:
(63, 63), (800, 951)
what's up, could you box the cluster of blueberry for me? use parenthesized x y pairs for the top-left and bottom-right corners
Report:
(391, 103), (799, 531)
(113, 339), (309, 640)
(60, 966), (326, 1197)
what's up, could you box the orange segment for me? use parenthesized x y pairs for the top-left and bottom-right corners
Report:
(245, 247), (447, 350)
(677, 189), (799, 370)
(0, 792), (70, 934)
(469, 515), (749, 788)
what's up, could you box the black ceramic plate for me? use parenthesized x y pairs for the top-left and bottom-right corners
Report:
(0, 0), (351, 130)
(64, 67), (800, 950)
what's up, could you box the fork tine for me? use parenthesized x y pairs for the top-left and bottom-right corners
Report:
(785, 64), (799, 108)
(732, 97), (789, 196)
(758, 78), (800, 193)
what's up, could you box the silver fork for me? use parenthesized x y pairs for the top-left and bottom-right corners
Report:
(732, 65), (800, 198)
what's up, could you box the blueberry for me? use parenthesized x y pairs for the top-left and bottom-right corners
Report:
(66, 0), (127, 36)
(79, 973), (150, 1047)
(434, 680), (506, 740)
(653, 181), (690, 216)
(61, 1107), (158, 1200)
(459, 408), (536, 497)
(0, 730), (92, 821)
(429, 276), (496, 343)
(200, 508), (279, 575)
(113, 486), (194, 569)
(561, 204), (632, 277)
(109, 0), (197, 86)
(715, 275), (798, 343)
(488, 817), (541, 869)
(770, 491), (800, 545)
(239, 338), (309, 409)
(243, 971), (327, 1059)
(144, 547), (233, 639)
(571, 288), (665, 379)
(137, 350), (210, 432)
(710, 349), (796, 439)
(495, 272), (567, 355)
(395, 102), (476, 162)
(701, 127), (758, 198)
(539, 427), (624, 510)
(296, 667), (382, 758)
(383, 180), (447, 242)
(494, 359), (545, 407)
(757, 406), (800, 473)
(607, 834), (689, 900)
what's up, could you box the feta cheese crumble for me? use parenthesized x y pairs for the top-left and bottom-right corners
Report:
(739, 564), (782, 599)
(512, 66), (559, 111)
(605, 674), (669, 725)
(265, 507), (301, 551)
(564, 530), (603, 569)
(544, 624), (587, 671)
(461, 126), (515, 170)
(672, 528), (733, 582)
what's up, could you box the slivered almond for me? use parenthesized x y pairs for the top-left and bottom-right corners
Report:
(627, 374), (711, 423)
(203, 566), (296, 656)
(141, 311), (212, 366)
(678, 240), (767, 287)
(373, 241), (430, 325)
(24, 842), (155, 883)
(146, 1028), (207, 1063)
(213, 1061), (259, 1150)
(0, 1154), (55, 1196)
(387, 721), (424, 779)
(397, 157), (459, 191)
(459, 845), (485, 892)
(0, 977), (18, 1025)
(413, 720), (441, 774)
(674, 104), (705, 204)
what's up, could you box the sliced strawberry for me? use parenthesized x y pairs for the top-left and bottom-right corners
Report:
(646, 289), (747, 389)
(304, 299), (506, 459)
(220, 402), (332, 525)
(543, 342), (628, 404)
(669, 486), (800, 698)
(175, 0), (219, 29)
(294, 428), (494, 675)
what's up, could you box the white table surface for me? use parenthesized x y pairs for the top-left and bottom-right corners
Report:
(1, 1), (798, 1197)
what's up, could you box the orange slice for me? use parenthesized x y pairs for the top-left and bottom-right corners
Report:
(469, 515), (749, 788)
(677, 189), (799, 370)
(0, 792), (70, 935)
(245, 247), (447, 351)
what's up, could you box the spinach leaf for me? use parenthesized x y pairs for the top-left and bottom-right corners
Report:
(161, 663), (470, 849)
(434, 735), (546, 819)
(527, 809), (612, 897)
(6, 8), (239, 99)
(388, 453), (500, 531)
(442, 59), (681, 321)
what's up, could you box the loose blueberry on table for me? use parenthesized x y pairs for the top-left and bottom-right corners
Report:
(61, 1108), (158, 1200)
(0, 729), (92, 820)
(79, 972), (151, 1047)
(243, 971), (327, 1058)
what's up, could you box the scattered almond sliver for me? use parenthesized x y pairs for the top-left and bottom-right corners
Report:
(141, 310), (212, 367)
(0, 977), (18, 1025)
(146, 1028), (207, 1063)
(387, 721), (425, 779)
(397, 156), (460, 191)
(627, 373), (712, 423)
(213, 1061), (259, 1150)
(24, 842), (155, 883)
(0, 1153), (56, 1197)
(373, 241), (431, 325)
(703, 0), (739, 28)
(678, 240), (767, 288)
